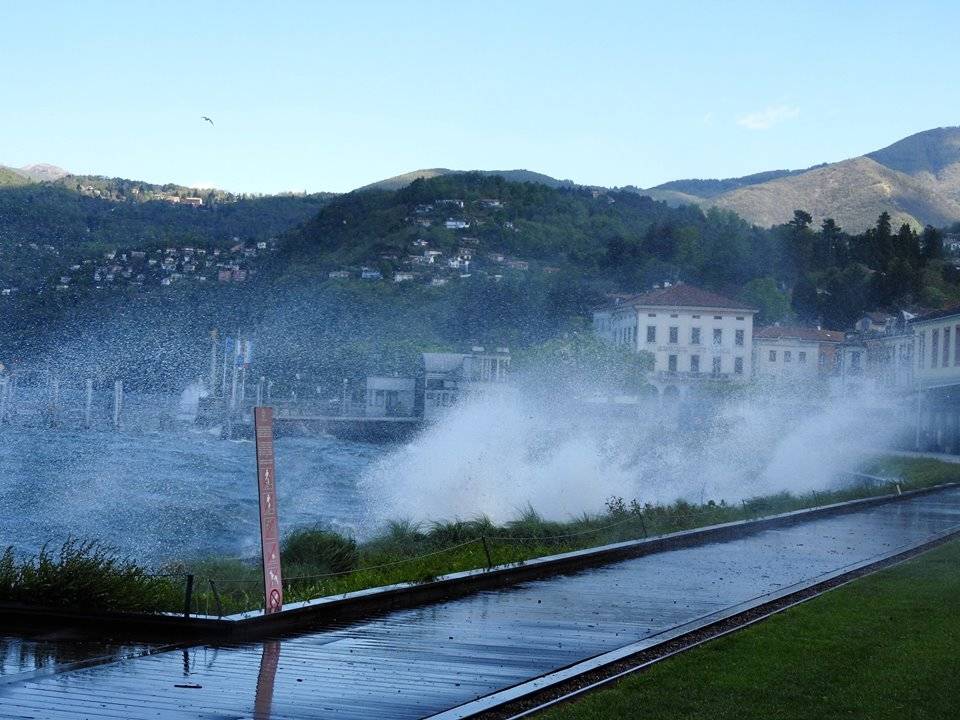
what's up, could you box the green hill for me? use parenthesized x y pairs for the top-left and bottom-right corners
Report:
(357, 168), (577, 192)
(4, 171), (960, 392)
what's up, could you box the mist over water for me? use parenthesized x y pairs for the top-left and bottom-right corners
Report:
(361, 381), (906, 525)
(0, 365), (909, 566)
(0, 412), (382, 564)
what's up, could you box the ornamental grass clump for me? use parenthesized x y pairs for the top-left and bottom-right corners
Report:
(281, 526), (359, 575)
(0, 539), (178, 613)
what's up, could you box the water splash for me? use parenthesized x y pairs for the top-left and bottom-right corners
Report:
(360, 382), (907, 525)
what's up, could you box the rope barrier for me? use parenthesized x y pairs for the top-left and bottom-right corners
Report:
(140, 490), (903, 589)
(279, 538), (484, 583)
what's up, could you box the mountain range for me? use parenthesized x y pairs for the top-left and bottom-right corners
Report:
(354, 127), (960, 233)
(7, 126), (960, 233)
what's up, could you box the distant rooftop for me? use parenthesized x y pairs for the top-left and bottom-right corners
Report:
(614, 283), (756, 312)
(755, 325), (844, 343)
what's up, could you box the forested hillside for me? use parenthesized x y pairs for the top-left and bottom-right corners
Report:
(2, 172), (959, 391)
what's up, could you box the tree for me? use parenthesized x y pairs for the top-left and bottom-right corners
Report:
(740, 277), (789, 325)
(791, 275), (819, 323)
(819, 218), (847, 268)
(922, 225), (944, 261)
(784, 209), (815, 276)
(893, 223), (921, 266)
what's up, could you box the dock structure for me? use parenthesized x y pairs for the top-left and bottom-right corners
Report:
(2, 486), (959, 719)
(0, 370), (128, 431)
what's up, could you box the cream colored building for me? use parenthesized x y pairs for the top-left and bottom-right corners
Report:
(593, 283), (756, 396)
(752, 325), (844, 382)
(911, 309), (960, 389)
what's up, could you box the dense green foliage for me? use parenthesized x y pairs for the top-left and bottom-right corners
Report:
(0, 539), (178, 612)
(0, 180), (332, 288)
(543, 537), (960, 720)
(4, 172), (960, 390)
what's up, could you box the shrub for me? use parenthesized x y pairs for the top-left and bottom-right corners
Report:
(0, 539), (177, 612)
(281, 527), (358, 574)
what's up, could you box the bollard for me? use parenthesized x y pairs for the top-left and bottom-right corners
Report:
(183, 574), (195, 618)
(481, 536), (493, 569)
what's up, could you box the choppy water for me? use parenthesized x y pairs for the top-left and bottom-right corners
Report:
(0, 421), (386, 566)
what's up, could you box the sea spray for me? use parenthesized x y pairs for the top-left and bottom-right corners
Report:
(360, 380), (910, 525)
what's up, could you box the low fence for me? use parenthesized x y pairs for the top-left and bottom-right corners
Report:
(2, 480), (953, 641)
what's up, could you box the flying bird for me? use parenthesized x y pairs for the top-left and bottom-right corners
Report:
(201, 116), (214, 127)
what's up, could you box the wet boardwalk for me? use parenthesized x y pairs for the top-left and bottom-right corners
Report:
(3, 489), (960, 719)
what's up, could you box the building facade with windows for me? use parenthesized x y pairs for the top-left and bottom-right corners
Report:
(910, 308), (960, 389)
(752, 325), (845, 382)
(593, 283), (756, 395)
(421, 347), (510, 419)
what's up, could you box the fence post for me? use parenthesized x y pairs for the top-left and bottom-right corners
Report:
(50, 377), (60, 426)
(209, 579), (223, 618)
(481, 536), (493, 569)
(113, 380), (123, 430)
(84, 378), (93, 428)
(183, 574), (194, 618)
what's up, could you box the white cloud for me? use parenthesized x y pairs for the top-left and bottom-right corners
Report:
(736, 104), (800, 130)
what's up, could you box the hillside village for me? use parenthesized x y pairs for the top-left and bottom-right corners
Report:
(325, 197), (553, 286)
(0, 238), (277, 297)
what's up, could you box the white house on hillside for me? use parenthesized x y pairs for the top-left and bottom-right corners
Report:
(593, 283), (756, 396)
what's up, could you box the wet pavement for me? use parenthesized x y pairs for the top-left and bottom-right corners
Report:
(2, 489), (960, 719)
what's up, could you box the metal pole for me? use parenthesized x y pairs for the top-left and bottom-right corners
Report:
(230, 338), (240, 410)
(50, 377), (60, 426)
(84, 378), (93, 428)
(113, 380), (123, 430)
(183, 573), (194, 618)
(915, 386), (922, 451)
(6, 375), (15, 423)
(256, 376), (265, 406)
(210, 333), (219, 395)
(220, 343), (229, 399)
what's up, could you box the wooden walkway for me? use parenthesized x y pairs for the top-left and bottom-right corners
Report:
(2, 488), (960, 719)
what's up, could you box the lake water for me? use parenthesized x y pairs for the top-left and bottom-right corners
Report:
(0, 421), (387, 566)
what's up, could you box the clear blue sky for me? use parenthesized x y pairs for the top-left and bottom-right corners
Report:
(3, 1), (958, 193)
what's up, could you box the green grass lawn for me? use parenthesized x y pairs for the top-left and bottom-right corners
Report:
(541, 538), (960, 720)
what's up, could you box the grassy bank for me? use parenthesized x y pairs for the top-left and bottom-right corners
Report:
(540, 535), (960, 720)
(2, 454), (957, 616)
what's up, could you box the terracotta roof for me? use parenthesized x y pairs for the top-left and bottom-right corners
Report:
(755, 325), (845, 343)
(619, 284), (756, 312)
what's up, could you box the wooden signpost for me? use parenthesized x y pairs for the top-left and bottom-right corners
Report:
(254, 407), (283, 614)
